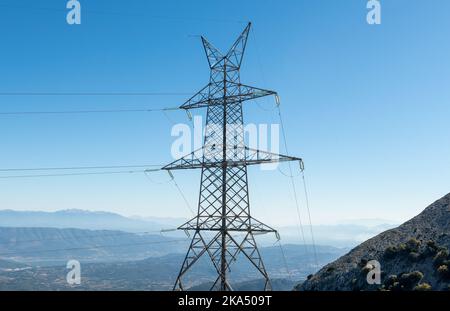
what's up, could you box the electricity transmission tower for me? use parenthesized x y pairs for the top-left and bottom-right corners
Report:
(163, 22), (303, 291)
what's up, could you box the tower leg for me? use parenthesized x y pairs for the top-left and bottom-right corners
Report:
(228, 232), (273, 291)
(174, 231), (230, 291)
(174, 230), (272, 291)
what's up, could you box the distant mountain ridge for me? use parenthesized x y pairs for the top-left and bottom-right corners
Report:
(0, 209), (183, 232)
(0, 209), (398, 248)
(296, 192), (450, 291)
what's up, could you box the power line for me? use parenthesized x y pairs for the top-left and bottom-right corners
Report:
(143, 170), (174, 185)
(162, 109), (178, 125)
(143, 170), (196, 216)
(277, 104), (319, 267)
(169, 172), (196, 216)
(0, 169), (150, 179)
(0, 164), (163, 172)
(0, 4), (246, 24)
(302, 171), (319, 268)
(252, 30), (299, 258)
(277, 166), (302, 178)
(276, 240), (293, 281)
(0, 107), (181, 116)
(277, 105), (308, 249)
(0, 92), (191, 96)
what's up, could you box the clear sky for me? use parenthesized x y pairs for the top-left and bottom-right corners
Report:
(0, 0), (449, 227)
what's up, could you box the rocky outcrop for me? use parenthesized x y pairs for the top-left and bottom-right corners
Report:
(295, 193), (450, 291)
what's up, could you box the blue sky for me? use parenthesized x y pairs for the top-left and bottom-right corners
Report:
(0, 0), (449, 228)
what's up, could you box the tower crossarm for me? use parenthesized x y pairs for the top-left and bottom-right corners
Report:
(177, 215), (278, 233)
(180, 83), (276, 110)
(161, 146), (303, 171)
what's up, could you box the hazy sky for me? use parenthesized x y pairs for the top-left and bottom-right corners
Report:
(0, 0), (449, 228)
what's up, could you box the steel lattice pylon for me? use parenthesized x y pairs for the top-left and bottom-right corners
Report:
(163, 23), (303, 291)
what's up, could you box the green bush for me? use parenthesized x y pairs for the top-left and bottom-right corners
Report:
(413, 283), (432, 291)
(406, 238), (421, 252)
(433, 249), (449, 267)
(398, 243), (408, 252)
(424, 240), (439, 256)
(384, 246), (398, 259)
(384, 275), (398, 288)
(400, 271), (424, 289)
(384, 241), (417, 258)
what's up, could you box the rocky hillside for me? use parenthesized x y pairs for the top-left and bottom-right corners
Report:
(296, 193), (450, 291)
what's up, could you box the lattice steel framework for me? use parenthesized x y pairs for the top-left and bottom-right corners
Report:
(163, 23), (303, 291)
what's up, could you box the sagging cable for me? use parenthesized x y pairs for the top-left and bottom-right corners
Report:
(167, 170), (196, 216)
(143, 168), (173, 185)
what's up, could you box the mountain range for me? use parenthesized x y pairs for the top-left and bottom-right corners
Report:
(0, 209), (184, 233)
(0, 227), (187, 266)
(0, 207), (414, 291)
(0, 209), (397, 248)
